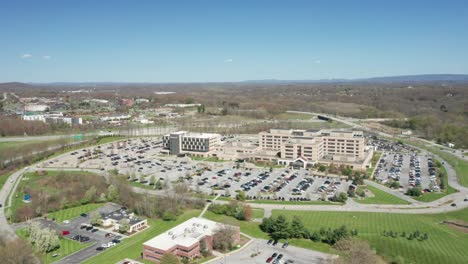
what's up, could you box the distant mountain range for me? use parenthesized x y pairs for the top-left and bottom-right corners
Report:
(243, 74), (468, 84)
(1, 74), (468, 87)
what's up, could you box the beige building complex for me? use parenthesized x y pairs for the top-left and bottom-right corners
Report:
(162, 129), (373, 170)
(259, 129), (372, 169)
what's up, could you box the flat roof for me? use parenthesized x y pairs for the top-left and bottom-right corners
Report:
(143, 217), (222, 250)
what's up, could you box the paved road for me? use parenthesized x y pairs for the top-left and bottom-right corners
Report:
(205, 238), (336, 264)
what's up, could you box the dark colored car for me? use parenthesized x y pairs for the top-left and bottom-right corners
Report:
(91, 228), (98, 233)
(272, 253), (278, 258)
(112, 239), (121, 243)
(277, 254), (283, 260)
(272, 240), (278, 246)
(267, 239), (272, 245)
(96, 247), (105, 251)
(80, 213), (88, 217)
(282, 242), (289, 249)
(86, 226), (93, 231)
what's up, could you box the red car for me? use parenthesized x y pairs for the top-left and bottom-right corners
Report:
(61, 230), (70, 236)
(266, 257), (273, 263)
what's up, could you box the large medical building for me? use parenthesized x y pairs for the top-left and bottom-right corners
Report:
(259, 129), (370, 169)
(162, 129), (373, 170)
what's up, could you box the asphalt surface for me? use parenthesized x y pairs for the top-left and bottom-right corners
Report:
(206, 238), (335, 264)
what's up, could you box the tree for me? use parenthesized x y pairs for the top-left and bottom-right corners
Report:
(0, 233), (36, 264)
(160, 253), (180, 264)
(119, 218), (130, 233)
(213, 225), (238, 251)
(318, 164), (327, 172)
(149, 175), (156, 185)
(270, 215), (291, 240)
(332, 192), (348, 203)
(83, 186), (97, 203)
(406, 187), (422, 197)
(90, 211), (101, 226)
(25, 222), (60, 253)
(236, 191), (246, 201)
(333, 238), (380, 264)
(243, 205), (253, 221)
(199, 238), (210, 257)
(290, 216), (309, 238)
(106, 184), (118, 201)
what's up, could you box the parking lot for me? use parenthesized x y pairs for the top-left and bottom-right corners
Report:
(45, 137), (351, 202)
(211, 238), (334, 264)
(31, 204), (128, 264)
(374, 151), (438, 192)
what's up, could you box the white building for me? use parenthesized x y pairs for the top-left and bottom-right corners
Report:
(100, 115), (131, 122)
(24, 104), (49, 112)
(22, 114), (45, 122)
(162, 131), (222, 155)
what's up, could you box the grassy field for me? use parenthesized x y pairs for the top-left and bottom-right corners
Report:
(83, 210), (201, 264)
(47, 203), (104, 222)
(16, 228), (90, 264)
(354, 185), (410, 205)
(9, 170), (102, 222)
(271, 209), (468, 264)
(203, 211), (268, 239)
(252, 208), (265, 219)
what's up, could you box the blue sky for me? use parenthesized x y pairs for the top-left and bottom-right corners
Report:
(1, 0), (467, 82)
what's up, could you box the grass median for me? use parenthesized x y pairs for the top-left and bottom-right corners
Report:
(354, 185), (410, 205)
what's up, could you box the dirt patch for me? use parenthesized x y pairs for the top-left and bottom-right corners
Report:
(443, 220), (468, 234)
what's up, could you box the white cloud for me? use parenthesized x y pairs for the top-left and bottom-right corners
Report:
(21, 53), (32, 59)
(43, 55), (51, 60)
(314, 60), (321, 64)
(224, 58), (233, 63)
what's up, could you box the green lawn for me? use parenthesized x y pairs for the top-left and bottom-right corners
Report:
(252, 208), (265, 219)
(83, 210), (201, 264)
(203, 211), (268, 239)
(354, 185), (410, 205)
(248, 199), (340, 205)
(47, 203), (104, 222)
(271, 209), (468, 264)
(0, 171), (12, 191)
(16, 228), (91, 264)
